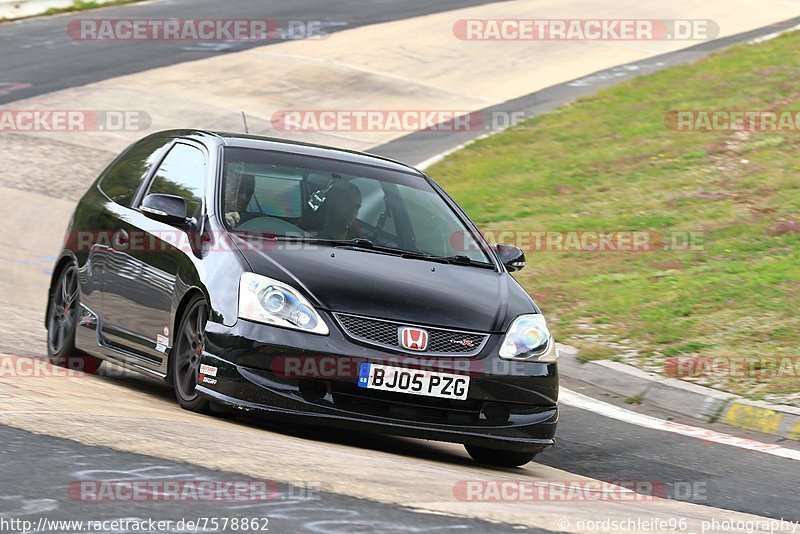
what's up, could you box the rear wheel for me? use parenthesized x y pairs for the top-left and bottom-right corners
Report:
(46, 263), (102, 374)
(171, 295), (212, 413)
(465, 445), (540, 467)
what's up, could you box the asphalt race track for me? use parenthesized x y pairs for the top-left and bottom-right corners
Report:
(1, 1), (799, 532)
(0, 425), (553, 533)
(0, 0), (508, 104)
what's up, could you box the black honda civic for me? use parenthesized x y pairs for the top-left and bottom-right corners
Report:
(46, 129), (558, 467)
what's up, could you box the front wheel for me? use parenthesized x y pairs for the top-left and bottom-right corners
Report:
(46, 263), (102, 374)
(171, 295), (212, 413)
(465, 445), (540, 467)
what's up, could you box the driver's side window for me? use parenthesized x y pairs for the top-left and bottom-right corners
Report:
(145, 143), (206, 218)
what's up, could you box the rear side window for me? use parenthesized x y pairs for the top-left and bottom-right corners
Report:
(146, 143), (207, 217)
(98, 137), (172, 206)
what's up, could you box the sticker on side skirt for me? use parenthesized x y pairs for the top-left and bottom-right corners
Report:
(155, 334), (169, 353)
(202, 375), (218, 385)
(199, 364), (218, 377)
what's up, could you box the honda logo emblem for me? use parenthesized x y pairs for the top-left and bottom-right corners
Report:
(399, 327), (429, 351)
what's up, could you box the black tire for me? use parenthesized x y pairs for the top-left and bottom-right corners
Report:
(46, 263), (102, 374)
(171, 295), (212, 413)
(465, 445), (540, 467)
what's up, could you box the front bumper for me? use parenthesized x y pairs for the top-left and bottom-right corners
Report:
(197, 316), (559, 452)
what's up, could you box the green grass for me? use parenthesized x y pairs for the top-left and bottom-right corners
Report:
(43, 0), (142, 15)
(575, 343), (617, 363)
(625, 395), (644, 405)
(428, 31), (800, 403)
(1, 0), (143, 21)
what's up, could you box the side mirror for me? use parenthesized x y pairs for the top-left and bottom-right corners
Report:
(140, 194), (188, 226)
(493, 243), (526, 272)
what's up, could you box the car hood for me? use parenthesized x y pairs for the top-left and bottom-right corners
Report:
(231, 236), (531, 332)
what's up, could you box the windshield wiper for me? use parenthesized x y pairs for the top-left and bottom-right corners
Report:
(399, 251), (494, 268)
(275, 236), (377, 248)
(273, 237), (494, 268)
(275, 236), (404, 254)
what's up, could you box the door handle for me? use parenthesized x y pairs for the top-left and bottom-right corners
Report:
(112, 229), (129, 250)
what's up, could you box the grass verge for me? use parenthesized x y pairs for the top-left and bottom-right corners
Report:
(45, 0), (142, 15)
(428, 31), (800, 405)
(1, 0), (142, 22)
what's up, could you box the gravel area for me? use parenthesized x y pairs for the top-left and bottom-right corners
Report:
(0, 132), (115, 200)
(0, 132), (115, 356)
(0, 299), (47, 357)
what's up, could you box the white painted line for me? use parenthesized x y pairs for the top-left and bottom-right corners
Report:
(416, 141), (472, 170)
(560, 388), (800, 462)
(416, 134), (494, 170)
(747, 23), (800, 44)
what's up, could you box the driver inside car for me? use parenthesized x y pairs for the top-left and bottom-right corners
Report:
(314, 181), (363, 240)
(223, 173), (255, 227)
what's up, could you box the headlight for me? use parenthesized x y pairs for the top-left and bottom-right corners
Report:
(498, 314), (556, 361)
(239, 273), (329, 335)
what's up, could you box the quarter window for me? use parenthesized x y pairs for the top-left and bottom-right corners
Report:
(98, 137), (172, 206)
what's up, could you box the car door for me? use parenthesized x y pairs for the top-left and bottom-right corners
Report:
(77, 136), (174, 339)
(100, 141), (208, 369)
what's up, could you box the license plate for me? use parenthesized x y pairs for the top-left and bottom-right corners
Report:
(357, 363), (470, 400)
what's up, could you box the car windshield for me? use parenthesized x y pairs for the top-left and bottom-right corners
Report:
(221, 147), (492, 265)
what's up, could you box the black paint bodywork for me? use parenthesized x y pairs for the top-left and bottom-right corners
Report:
(48, 130), (558, 452)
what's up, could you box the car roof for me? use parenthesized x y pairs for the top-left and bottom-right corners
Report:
(148, 129), (424, 176)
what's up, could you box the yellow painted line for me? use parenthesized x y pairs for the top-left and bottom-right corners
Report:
(723, 403), (783, 435)
(789, 422), (800, 441)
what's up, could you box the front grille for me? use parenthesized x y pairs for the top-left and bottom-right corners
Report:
(334, 313), (489, 356)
